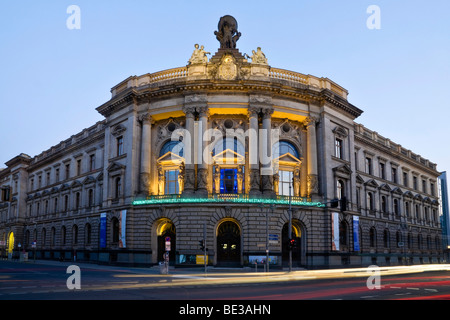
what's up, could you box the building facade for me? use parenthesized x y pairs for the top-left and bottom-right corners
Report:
(0, 16), (443, 268)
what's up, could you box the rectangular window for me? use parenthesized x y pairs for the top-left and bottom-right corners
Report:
(365, 157), (372, 175)
(46, 172), (51, 186)
(413, 176), (418, 190)
(117, 136), (124, 156)
(430, 183), (435, 196)
(392, 167), (397, 184)
(379, 163), (385, 180)
(65, 164), (70, 180)
(89, 154), (96, 171)
(403, 172), (408, 187)
(335, 138), (343, 159)
(55, 168), (60, 183)
(165, 170), (179, 195)
(220, 169), (237, 194)
(76, 159), (82, 176)
(422, 180), (427, 193)
(279, 170), (293, 196)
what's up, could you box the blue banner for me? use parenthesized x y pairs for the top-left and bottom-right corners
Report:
(353, 216), (360, 252)
(100, 213), (107, 248)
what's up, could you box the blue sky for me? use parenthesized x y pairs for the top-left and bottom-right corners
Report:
(0, 0), (449, 174)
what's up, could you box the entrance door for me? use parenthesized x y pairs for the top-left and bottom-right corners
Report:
(282, 223), (302, 266)
(157, 221), (176, 264)
(217, 221), (241, 266)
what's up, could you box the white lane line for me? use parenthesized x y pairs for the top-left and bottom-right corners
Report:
(406, 287), (420, 290)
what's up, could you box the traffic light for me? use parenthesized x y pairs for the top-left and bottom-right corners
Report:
(199, 239), (205, 251)
(288, 238), (297, 250)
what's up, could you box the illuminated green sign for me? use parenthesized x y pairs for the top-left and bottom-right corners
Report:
(132, 195), (325, 208)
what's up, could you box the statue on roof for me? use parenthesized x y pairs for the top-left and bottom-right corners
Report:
(188, 44), (210, 65)
(247, 47), (268, 65)
(215, 15), (241, 49)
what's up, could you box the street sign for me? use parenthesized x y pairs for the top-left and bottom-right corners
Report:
(165, 241), (171, 251)
(32, 241), (36, 248)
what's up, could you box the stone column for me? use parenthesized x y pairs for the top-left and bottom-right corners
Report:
(182, 106), (196, 194)
(139, 113), (152, 196)
(261, 107), (274, 195)
(197, 106), (209, 195)
(304, 116), (319, 198)
(248, 106), (260, 195)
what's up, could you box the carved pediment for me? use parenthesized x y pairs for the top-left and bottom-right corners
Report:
(82, 176), (96, 185)
(274, 153), (301, 165)
(212, 149), (245, 165)
(379, 183), (392, 192)
(157, 152), (185, 166)
(355, 174), (365, 184)
(404, 191), (414, 198)
(364, 179), (379, 188)
(333, 164), (352, 175)
(107, 162), (126, 172)
(391, 187), (403, 195)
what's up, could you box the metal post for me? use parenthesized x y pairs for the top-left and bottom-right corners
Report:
(266, 205), (269, 273)
(289, 182), (292, 272)
(204, 222), (207, 276)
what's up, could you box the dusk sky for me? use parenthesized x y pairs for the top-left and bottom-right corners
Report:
(1, 1), (449, 175)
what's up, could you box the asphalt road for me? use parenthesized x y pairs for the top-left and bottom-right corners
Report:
(1, 259), (450, 302)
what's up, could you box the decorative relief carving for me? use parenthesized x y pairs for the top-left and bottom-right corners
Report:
(218, 55), (238, 80)
(155, 118), (184, 147)
(303, 116), (319, 128)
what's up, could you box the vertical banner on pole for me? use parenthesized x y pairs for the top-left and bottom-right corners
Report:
(100, 213), (107, 248)
(331, 212), (340, 251)
(119, 210), (127, 248)
(353, 216), (360, 252)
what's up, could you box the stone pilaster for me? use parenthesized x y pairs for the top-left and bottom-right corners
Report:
(139, 113), (152, 196)
(304, 116), (319, 198)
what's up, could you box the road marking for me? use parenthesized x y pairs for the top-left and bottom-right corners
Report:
(360, 296), (376, 299)
(389, 286), (401, 289)
(425, 289), (438, 292)
(407, 287), (420, 290)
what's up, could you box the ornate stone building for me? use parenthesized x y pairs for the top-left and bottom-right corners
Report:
(0, 16), (443, 268)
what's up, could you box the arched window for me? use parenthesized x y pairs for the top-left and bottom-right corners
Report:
(160, 140), (184, 158)
(273, 141), (300, 196)
(61, 226), (66, 245)
(158, 140), (185, 195)
(383, 229), (390, 248)
(85, 223), (92, 245)
(51, 227), (56, 247)
(72, 225), (78, 245)
(273, 141), (300, 159)
(42, 228), (46, 247)
(369, 227), (376, 247)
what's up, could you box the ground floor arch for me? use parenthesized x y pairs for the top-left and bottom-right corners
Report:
(216, 219), (241, 266)
(282, 220), (305, 267)
(7, 232), (14, 254)
(152, 218), (176, 265)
